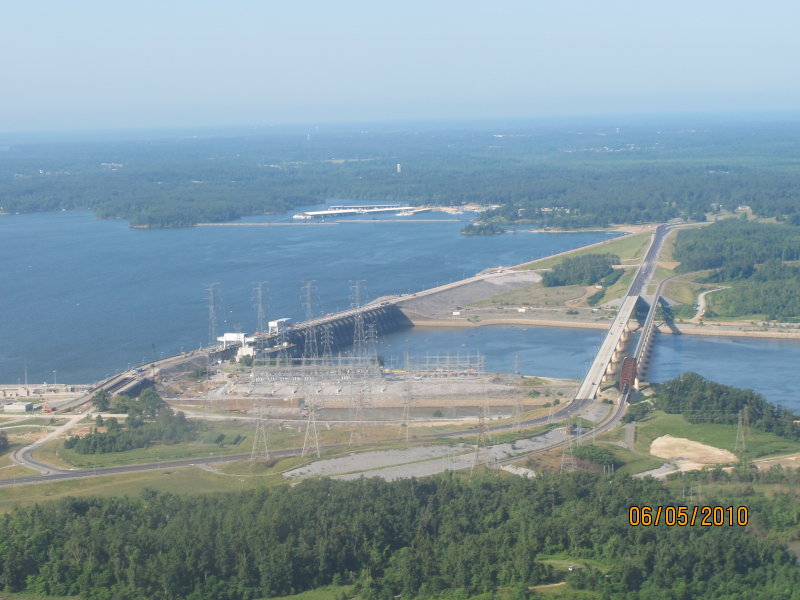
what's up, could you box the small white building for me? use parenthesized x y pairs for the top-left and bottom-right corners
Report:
(268, 318), (292, 335)
(4, 401), (33, 413)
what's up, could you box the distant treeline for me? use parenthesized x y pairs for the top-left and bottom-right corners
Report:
(3, 121), (800, 228)
(1, 474), (799, 599)
(655, 372), (800, 441)
(673, 220), (800, 319)
(541, 253), (619, 287)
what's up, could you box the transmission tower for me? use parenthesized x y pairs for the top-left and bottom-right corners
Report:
(735, 407), (750, 457)
(400, 378), (413, 443)
(321, 324), (335, 359)
(514, 353), (521, 376)
(207, 283), (220, 346)
(254, 281), (269, 334)
(560, 423), (576, 473)
(365, 321), (378, 360)
(470, 404), (490, 477)
(250, 400), (270, 461)
(350, 280), (367, 358)
(513, 393), (524, 432)
(349, 381), (368, 447)
(302, 401), (321, 458)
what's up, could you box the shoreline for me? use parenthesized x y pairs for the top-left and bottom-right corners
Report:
(408, 317), (800, 340)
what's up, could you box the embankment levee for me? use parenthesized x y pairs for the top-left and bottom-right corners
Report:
(402, 315), (800, 340)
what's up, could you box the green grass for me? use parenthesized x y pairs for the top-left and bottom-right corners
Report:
(633, 410), (800, 458)
(521, 232), (651, 270)
(0, 464), (39, 480)
(33, 421), (306, 469)
(471, 283), (586, 308)
(259, 585), (355, 600)
(599, 267), (636, 303)
(0, 465), (289, 514)
(590, 442), (664, 475)
(663, 277), (707, 305)
(216, 455), (311, 476)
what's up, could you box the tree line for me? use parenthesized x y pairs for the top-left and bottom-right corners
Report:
(673, 220), (800, 319)
(655, 372), (800, 441)
(541, 253), (619, 287)
(4, 122), (800, 229)
(1, 473), (799, 599)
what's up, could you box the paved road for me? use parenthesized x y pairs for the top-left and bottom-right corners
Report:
(573, 224), (669, 402)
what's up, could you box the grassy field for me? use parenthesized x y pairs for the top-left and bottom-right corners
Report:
(520, 232), (651, 270)
(33, 420), (308, 469)
(601, 443), (664, 475)
(598, 267), (636, 304)
(0, 464), (39, 480)
(0, 465), (289, 514)
(632, 411), (800, 458)
(663, 276), (708, 306)
(470, 283), (587, 308)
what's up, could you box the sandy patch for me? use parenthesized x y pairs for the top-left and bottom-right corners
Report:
(754, 452), (800, 471)
(650, 435), (736, 471)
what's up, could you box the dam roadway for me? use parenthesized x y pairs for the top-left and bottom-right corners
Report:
(573, 223), (667, 403)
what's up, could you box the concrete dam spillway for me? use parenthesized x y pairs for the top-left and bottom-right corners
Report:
(277, 305), (414, 358)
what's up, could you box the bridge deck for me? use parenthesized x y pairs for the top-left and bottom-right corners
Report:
(574, 295), (638, 401)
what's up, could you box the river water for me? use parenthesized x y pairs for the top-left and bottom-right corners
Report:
(1, 209), (798, 410)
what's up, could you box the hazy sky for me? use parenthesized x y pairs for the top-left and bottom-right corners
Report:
(2, 1), (799, 132)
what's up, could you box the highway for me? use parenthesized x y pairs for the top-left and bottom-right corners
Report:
(573, 224), (669, 402)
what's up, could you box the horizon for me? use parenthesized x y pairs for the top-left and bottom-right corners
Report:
(2, 2), (799, 134)
(4, 109), (800, 145)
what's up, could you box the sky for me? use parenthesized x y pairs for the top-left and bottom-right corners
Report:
(2, 0), (799, 132)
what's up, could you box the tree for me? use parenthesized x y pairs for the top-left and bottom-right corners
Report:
(0, 431), (9, 453)
(91, 390), (110, 411)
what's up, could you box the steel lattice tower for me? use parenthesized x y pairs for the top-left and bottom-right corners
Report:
(321, 324), (334, 359)
(350, 280), (367, 358)
(302, 402), (321, 458)
(251, 401), (270, 461)
(470, 404), (490, 477)
(207, 283), (220, 346)
(302, 280), (319, 359)
(400, 378), (413, 442)
(560, 422), (576, 473)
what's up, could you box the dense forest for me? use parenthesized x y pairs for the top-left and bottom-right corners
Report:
(1, 474), (799, 599)
(673, 220), (800, 319)
(655, 372), (800, 441)
(541, 253), (619, 287)
(3, 120), (800, 228)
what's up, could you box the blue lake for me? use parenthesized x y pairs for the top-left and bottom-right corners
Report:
(1, 209), (798, 410)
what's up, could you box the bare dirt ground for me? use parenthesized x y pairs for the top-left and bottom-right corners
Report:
(753, 452), (800, 471)
(650, 435), (736, 471)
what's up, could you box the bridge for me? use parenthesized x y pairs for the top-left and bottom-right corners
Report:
(573, 224), (669, 404)
(293, 204), (415, 219)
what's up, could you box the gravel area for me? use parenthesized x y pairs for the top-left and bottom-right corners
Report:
(291, 428), (572, 482)
(580, 403), (611, 423)
(283, 445), (469, 479)
(398, 271), (540, 319)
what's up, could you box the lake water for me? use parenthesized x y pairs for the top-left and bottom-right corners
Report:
(377, 326), (800, 409)
(0, 208), (615, 384)
(2, 209), (798, 411)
